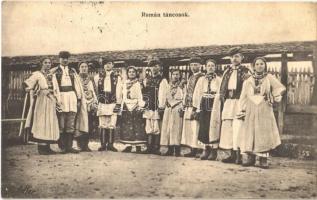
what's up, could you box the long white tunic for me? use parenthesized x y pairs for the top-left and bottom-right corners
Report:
(160, 83), (184, 145)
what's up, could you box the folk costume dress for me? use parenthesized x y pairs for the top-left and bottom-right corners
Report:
(75, 73), (97, 151)
(209, 64), (250, 162)
(181, 72), (204, 151)
(24, 71), (60, 142)
(237, 74), (285, 157)
(119, 79), (146, 144)
(160, 81), (184, 146)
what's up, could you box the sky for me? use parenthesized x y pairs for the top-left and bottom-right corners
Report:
(2, 1), (316, 57)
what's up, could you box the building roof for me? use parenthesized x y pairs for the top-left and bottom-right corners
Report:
(2, 40), (316, 68)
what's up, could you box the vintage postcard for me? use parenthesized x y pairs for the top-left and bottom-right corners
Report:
(1, 1), (316, 199)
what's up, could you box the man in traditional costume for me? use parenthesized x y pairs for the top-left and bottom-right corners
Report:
(52, 51), (82, 154)
(94, 58), (122, 152)
(210, 47), (251, 163)
(193, 59), (222, 160)
(181, 57), (204, 157)
(142, 59), (168, 154)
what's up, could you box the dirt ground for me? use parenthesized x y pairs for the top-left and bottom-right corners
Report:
(2, 142), (317, 199)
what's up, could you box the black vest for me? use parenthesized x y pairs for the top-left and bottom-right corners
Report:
(97, 72), (118, 104)
(219, 65), (250, 100)
(143, 75), (164, 111)
(55, 66), (76, 91)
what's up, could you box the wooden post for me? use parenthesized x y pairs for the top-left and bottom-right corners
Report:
(278, 53), (288, 135)
(311, 47), (317, 105)
(162, 62), (170, 81)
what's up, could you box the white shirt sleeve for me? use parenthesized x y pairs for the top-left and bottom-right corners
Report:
(193, 77), (204, 111)
(158, 78), (168, 109)
(116, 76), (123, 104)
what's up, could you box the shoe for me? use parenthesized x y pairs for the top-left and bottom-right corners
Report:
(235, 149), (242, 164)
(82, 146), (92, 152)
(141, 135), (153, 154)
(66, 134), (80, 154)
(136, 146), (142, 154)
(258, 157), (269, 169)
(152, 145), (161, 155)
(57, 132), (66, 151)
(200, 146), (211, 160)
(161, 146), (173, 156)
(141, 146), (152, 154)
(107, 144), (118, 152)
(242, 154), (256, 167)
(98, 129), (107, 152)
(79, 135), (91, 152)
(195, 148), (203, 158)
(45, 144), (57, 155)
(108, 130), (118, 152)
(184, 148), (197, 157)
(98, 145), (107, 152)
(221, 151), (236, 163)
(207, 149), (217, 160)
(174, 146), (181, 157)
(122, 146), (132, 153)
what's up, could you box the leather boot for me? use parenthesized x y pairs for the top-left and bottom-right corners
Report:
(60, 133), (68, 154)
(136, 146), (142, 154)
(82, 134), (92, 152)
(195, 148), (203, 158)
(58, 132), (66, 151)
(184, 148), (197, 157)
(151, 135), (161, 155)
(161, 146), (173, 156)
(107, 129), (118, 152)
(76, 135), (84, 151)
(98, 129), (107, 151)
(235, 149), (242, 164)
(45, 144), (57, 155)
(200, 146), (211, 160)
(67, 134), (80, 154)
(142, 134), (153, 154)
(207, 148), (217, 160)
(174, 145), (181, 157)
(122, 146), (132, 153)
(242, 153), (256, 167)
(221, 150), (236, 163)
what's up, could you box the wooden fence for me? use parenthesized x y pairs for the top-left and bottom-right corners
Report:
(3, 61), (314, 118)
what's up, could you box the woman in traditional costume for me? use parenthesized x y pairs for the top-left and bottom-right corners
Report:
(237, 57), (286, 168)
(75, 62), (97, 152)
(24, 58), (60, 155)
(160, 69), (184, 157)
(119, 66), (147, 153)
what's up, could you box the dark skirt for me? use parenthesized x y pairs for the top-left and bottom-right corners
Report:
(198, 97), (214, 144)
(119, 105), (146, 143)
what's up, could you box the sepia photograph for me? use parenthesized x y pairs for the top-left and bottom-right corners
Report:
(1, 1), (317, 199)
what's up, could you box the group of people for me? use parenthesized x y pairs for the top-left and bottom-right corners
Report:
(24, 47), (286, 169)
